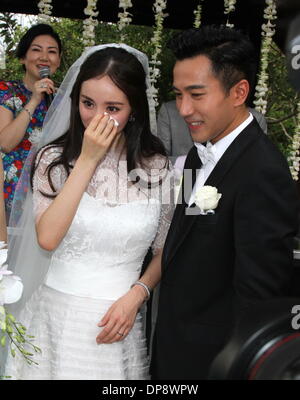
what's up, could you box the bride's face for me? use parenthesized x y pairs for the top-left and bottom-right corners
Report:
(79, 75), (132, 132)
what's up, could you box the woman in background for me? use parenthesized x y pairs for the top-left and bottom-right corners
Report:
(0, 23), (62, 221)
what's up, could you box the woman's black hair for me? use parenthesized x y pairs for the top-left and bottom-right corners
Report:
(168, 25), (257, 101)
(31, 47), (167, 194)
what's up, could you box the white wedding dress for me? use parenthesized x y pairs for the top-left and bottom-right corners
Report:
(5, 146), (174, 380)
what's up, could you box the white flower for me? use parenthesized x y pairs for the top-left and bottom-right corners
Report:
(0, 244), (41, 363)
(0, 248), (23, 305)
(37, 0), (53, 22)
(224, 0), (236, 27)
(254, 0), (277, 115)
(289, 101), (300, 181)
(7, 96), (22, 112)
(224, 0), (236, 14)
(6, 164), (17, 182)
(117, 0), (133, 38)
(83, 0), (99, 48)
(28, 127), (42, 145)
(149, 0), (167, 105)
(193, 3), (202, 28)
(195, 186), (222, 213)
(0, 242), (23, 305)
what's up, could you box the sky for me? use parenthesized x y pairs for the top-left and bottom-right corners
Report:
(0, 13), (37, 68)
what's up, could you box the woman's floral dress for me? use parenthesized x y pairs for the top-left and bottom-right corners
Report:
(0, 80), (47, 222)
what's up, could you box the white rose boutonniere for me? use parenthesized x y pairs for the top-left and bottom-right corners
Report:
(194, 185), (222, 215)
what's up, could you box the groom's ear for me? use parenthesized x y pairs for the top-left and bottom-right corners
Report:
(230, 79), (249, 106)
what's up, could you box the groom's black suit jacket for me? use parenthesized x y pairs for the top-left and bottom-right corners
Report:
(151, 120), (299, 379)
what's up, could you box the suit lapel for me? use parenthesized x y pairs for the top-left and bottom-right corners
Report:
(163, 121), (262, 271)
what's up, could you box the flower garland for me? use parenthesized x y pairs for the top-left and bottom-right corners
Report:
(193, 1), (203, 29)
(253, 0), (277, 115)
(83, 0), (99, 48)
(224, 0), (236, 28)
(117, 0), (133, 42)
(288, 102), (300, 180)
(149, 0), (168, 108)
(37, 0), (53, 23)
(0, 44), (5, 70)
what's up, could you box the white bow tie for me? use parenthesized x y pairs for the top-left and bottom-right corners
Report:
(196, 142), (217, 166)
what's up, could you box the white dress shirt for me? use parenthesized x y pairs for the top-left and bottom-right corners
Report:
(188, 113), (254, 206)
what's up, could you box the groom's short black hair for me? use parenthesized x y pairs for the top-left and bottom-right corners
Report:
(168, 25), (257, 97)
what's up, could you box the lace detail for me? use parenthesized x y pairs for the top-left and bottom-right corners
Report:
(33, 146), (175, 253)
(4, 285), (149, 380)
(8, 147), (174, 379)
(146, 156), (175, 254)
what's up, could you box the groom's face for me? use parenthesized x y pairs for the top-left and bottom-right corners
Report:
(173, 54), (240, 144)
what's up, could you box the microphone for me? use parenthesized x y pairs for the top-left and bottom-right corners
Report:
(39, 66), (53, 108)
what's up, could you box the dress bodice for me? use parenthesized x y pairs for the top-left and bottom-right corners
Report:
(33, 146), (174, 299)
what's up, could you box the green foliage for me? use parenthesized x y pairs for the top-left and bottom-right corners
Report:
(0, 13), (24, 80)
(0, 14), (178, 103)
(49, 18), (84, 86)
(264, 42), (299, 157)
(0, 308), (41, 372)
(0, 13), (19, 53)
(0, 13), (298, 158)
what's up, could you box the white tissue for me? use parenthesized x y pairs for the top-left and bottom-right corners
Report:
(103, 112), (119, 126)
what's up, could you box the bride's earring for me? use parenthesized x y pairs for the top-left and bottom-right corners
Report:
(129, 114), (135, 122)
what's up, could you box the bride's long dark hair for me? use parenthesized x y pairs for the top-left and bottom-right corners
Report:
(31, 47), (167, 193)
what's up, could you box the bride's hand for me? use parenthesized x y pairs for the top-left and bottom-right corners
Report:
(79, 113), (119, 165)
(96, 287), (146, 344)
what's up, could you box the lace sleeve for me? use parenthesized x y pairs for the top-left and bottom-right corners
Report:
(32, 146), (67, 222)
(150, 156), (175, 255)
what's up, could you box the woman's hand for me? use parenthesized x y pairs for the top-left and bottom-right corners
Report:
(31, 78), (55, 105)
(79, 113), (119, 166)
(96, 286), (146, 344)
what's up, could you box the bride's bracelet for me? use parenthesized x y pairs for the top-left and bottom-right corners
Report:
(131, 281), (151, 301)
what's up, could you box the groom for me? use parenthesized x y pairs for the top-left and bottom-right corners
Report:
(151, 26), (299, 379)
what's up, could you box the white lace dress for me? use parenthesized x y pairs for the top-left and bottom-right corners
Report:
(5, 146), (174, 380)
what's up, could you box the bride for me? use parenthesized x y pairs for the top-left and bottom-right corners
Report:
(4, 44), (174, 380)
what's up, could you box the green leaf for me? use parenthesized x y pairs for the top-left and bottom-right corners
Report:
(0, 321), (6, 331)
(34, 346), (42, 354)
(7, 313), (15, 322)
(0, 335), (6, 347)
(16, 335), (23, 343)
